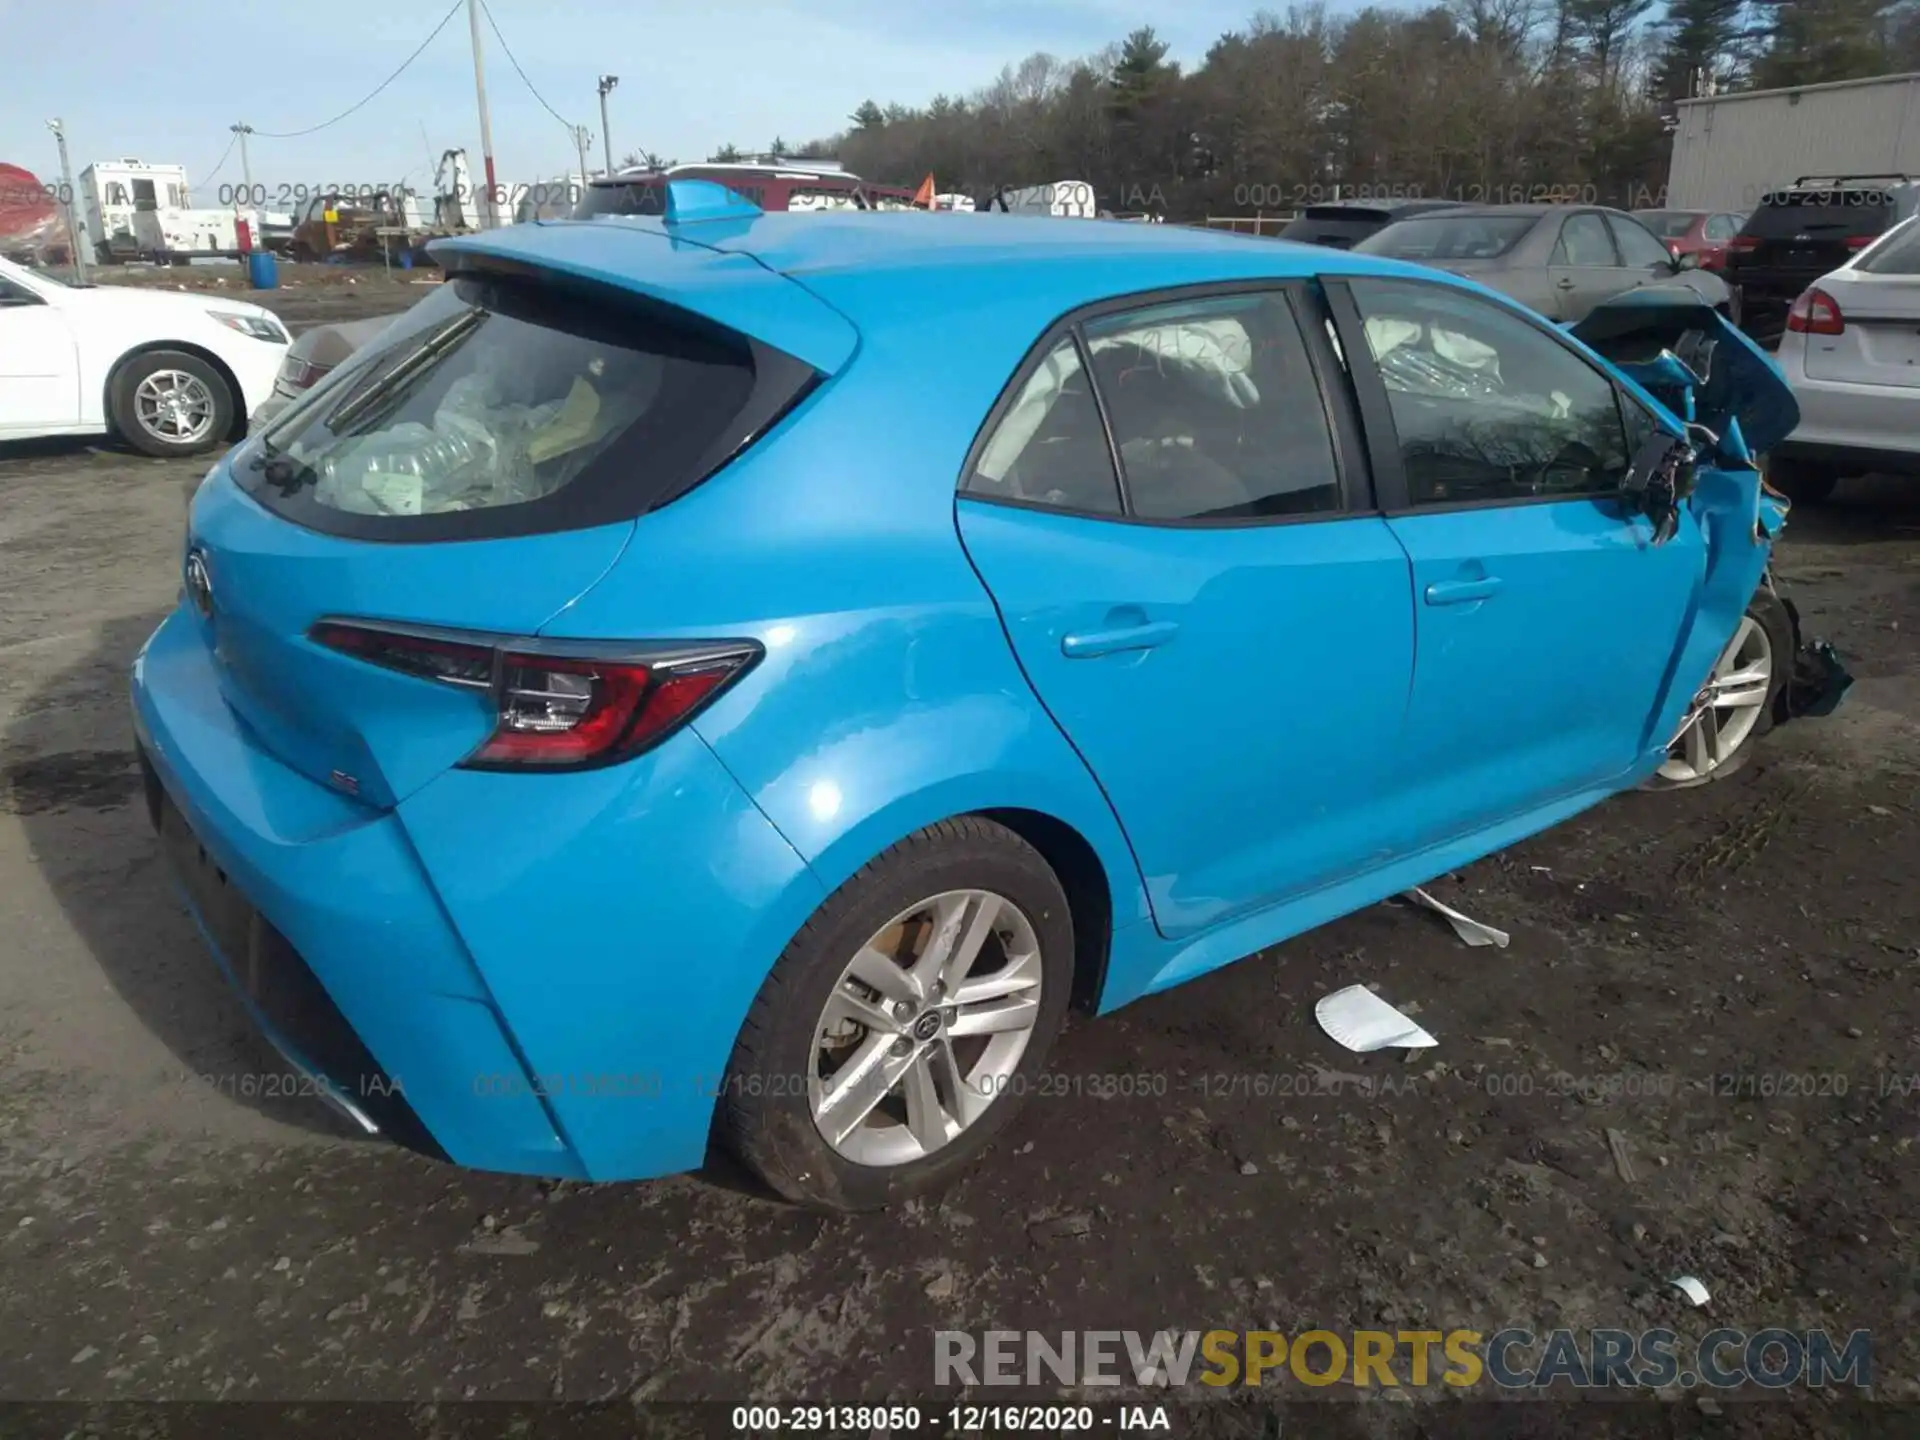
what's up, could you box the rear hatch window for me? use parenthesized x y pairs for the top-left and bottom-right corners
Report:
(1740, 189), (1896, 250)
(244, 270), (816, 541)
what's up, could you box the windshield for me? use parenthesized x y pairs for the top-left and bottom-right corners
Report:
(1356, 215), (1535, 260)
(1635, 211), (1698, 239)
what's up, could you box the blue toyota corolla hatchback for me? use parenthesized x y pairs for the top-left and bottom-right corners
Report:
(133, 181), (1810, 1211)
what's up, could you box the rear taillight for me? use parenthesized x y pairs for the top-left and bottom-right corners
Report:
(277, 356), (331, 392)
(311, 620), (760, 770)
(1786, 287), (1846, 336)
(1729, 235), (1760, 253)
(1845, 235), (1878, 250)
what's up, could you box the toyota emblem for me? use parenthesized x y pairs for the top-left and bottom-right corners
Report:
(185, 551), (213, 618)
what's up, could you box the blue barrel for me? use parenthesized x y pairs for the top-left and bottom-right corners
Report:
(247, 250), (279, 290)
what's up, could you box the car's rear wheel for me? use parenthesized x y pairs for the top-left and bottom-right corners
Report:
(720, 817), (1074, 1212)
(1647, 587), (1793, 789)
(110, 350), (234, 458)
(1765, 455), (1839, 505)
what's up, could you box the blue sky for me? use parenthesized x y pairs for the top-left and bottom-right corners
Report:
(4, 0), (1273, 199)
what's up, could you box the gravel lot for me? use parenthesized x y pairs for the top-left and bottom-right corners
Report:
(1, 276), (1917, 1430)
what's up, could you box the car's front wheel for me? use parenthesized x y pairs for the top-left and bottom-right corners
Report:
(109, 350), (234, 458)
(1647, 587), (1794, 789)
(720, 817), (1074, 1212)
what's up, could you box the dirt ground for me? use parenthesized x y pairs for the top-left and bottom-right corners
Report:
(1, 283), (1918, 1431)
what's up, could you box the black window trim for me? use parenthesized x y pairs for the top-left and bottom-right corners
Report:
(1323, 273), (1654, 518)
(1606, 211), (1679, 271)
(955, 277), (1374, 532)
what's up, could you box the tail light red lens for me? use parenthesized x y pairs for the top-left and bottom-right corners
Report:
(310, 620), (760, 770)
(1786, 287), (1845, 336)
(1729, 235), (1760, 253)
(1844, 235), (1878, 250)
(278, 357), (332, 392)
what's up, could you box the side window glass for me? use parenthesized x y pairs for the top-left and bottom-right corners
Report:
(1082, 293), (1342, 520)
(964, 337), (1122, 515)
(1608, 214), (1673, 268)
(1707, 214), (1738, 241)
(1553, 213), (1616, 267)
(1346, 278), (1631, 506)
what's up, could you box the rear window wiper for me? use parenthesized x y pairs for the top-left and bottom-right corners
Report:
(324, 310), (488, 436)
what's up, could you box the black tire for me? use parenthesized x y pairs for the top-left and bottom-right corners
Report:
(108, 349), (234, 459)
(1645, 586), (1794, 791)
(1765, 456), (1839, 505)
(720, 816), (1075, 1212)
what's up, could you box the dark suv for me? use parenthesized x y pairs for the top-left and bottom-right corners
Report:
(1724, 175), (1920, 344)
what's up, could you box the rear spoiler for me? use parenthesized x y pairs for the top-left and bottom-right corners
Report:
(429, 219), (859, 375)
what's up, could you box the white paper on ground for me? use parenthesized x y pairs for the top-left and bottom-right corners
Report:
(1405, 886), (1511, 948)
(1669, 1275), (1711, 1307)
(1315, 985), (1439, 1052)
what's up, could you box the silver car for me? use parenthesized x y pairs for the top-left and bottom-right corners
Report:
(1354, 204), (1733, 324)
(1769, 216), (1920, 502)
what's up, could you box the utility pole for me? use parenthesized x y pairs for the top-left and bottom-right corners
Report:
(45, 118), (88, 284)
(572, 125), (593, 189)
(597, 76), (619, 176)
(230, 123), (254, 201)
(466, 0), (500, 228)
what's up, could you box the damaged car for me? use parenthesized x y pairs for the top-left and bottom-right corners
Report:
(133, 183), (1844, 1213)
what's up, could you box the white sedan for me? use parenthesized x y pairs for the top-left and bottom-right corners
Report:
(0, 256), (289, 458)
(1769, 216), (1920, 502)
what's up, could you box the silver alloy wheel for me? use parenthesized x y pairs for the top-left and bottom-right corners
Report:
(132, 369), (217, 447)
(808, 889), (1043, 1167)
(1658, 614), (1774, 784)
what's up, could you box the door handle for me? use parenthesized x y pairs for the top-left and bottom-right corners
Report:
(1555, 277), (1577, 290)
(1425, 577), (1503, 606)
(1061, 619), (1180, 658)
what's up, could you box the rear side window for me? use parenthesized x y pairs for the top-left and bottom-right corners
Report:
(1859, 218), (1920, 274)
(1706, 214), (1741, 241)
(964, 338), (1122, 515)
(244, 272), (814, 541)
(1083, 294), (1341, 520)
(1552, 213), (1616, 266)
(1745, 189), (1895, 238)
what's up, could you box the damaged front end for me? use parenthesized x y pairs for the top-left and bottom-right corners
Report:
(1569, 290), (1852, 739)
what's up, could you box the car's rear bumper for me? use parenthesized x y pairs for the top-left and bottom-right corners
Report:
(130, 603), (824, 1182)
(1775, 338), (1920, 473)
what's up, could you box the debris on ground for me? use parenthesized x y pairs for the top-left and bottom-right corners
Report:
(1606, 1127), (1638, 1184)
(1316, 985), (1439, 1052)
(1401, 886), (1512, 948)
(1029, 1211), (1096, 1245)
(1669, 1275), (1711, 1307)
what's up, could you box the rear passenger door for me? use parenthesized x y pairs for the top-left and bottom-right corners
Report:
(1546, 211), (1626, 320)
(955, 284), (1416, 942)
(1328, 275), (1707, 847)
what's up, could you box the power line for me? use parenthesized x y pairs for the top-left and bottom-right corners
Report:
(251, 0), (465, 138)
(193, 133), (238, 191)
(479, 0), (581, 135)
